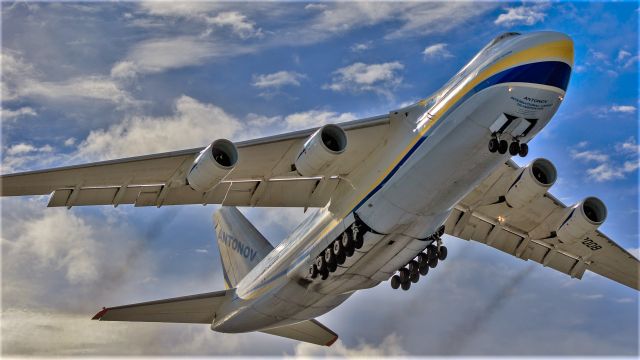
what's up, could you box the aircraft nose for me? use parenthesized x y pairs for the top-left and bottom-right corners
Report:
(527, 31), (574, 67)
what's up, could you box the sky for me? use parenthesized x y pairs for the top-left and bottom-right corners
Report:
(1, 1), (638, 357)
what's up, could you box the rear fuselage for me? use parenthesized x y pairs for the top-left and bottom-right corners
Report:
(213, 31), (573, 333)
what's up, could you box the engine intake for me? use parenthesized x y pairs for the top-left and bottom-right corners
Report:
(187, 139), (238, 192)
(505, 158), (557, 208)
(556, 197), (607, 244)
(294, 124), (347, 176)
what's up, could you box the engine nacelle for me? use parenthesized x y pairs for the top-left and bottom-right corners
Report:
(556, 197), (607, 244)
(505, 158), (557, 208)
(294, 124), (347, 176)
(187, 139), (238, 192)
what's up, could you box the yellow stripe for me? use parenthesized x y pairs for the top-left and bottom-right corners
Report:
(240, 40), (573, 300)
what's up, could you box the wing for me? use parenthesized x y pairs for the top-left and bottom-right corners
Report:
(1, 115), (389, 208)
(261, 319), (338, 346)
(444, 160), (639, 290)
(92, 290), (230, 323)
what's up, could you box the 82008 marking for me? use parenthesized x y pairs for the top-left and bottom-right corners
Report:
(582, 239), (602, 251)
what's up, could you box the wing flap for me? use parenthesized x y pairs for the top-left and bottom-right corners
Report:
(260, 319), (338, 346)
(93, 290), (230, 323)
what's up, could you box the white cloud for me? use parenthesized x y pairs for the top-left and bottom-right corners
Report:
(323, 61), (404, 98)
(571, 150), (609, 163)
(571, 140), (638, 182)
(252, 71), (306, 89)
(305, 3), (327, 11)
(586, 163), (625, 182)
(350, 41), (372, 52)
(494, 5), (548, 26)
(1, 106), (37, 120)
(422, 43), (453, 59)
(610, 105), (636, 113)
(206, 11), (263, 39)
(75, 95), (243, 160)
(5, 143), (53, 156)
(617, 49), (632, 62)
(283, 110), (357, 131)
(64, 137), (76, 147)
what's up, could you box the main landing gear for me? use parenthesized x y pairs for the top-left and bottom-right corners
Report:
(390, 225), (448, 291)
(309, 219), (369, 281)
(488, 133), (528, 157)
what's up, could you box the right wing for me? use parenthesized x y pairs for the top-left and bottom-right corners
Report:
(261, 319), (338, 347)
(444, 160), (639, 290)
(1, 115), (389, 208)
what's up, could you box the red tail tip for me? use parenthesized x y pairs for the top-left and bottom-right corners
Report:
(91, 307), (108, 320)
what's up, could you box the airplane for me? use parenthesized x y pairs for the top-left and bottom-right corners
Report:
(2, 31), (638, 347)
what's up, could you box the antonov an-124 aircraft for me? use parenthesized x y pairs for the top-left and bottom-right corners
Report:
(2, 31), (638, 346)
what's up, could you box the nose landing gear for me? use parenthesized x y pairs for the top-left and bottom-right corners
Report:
(390, 225), (448, 290)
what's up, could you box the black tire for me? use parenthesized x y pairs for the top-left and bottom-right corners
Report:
(428, 257), (438, 268)
(509, 141), (520, 156)
(320, 269), (329, 280)
(328, 260), (337, 273)
(519, 143), (529, 157)
(398, 268), (410, 283)
(498, 139), (508, 154)
(315, 255), (326, 273)
(309, 264), (318, 279)
(401, 281), (411, 291)
(341, 231), (354, 252)
(324, 248), (336, 267)
(438, 246), (448, 261)
(419, 264), (429, 276)
(417, 253), (429, 267)
(337, 251), (346, 265)
(410, 272), (420, 283)
(427, 245), (438, 260)
(488, 138), (499, 153)
(408, 260), (419, 274)
(333, 239), (344, 258)
(354, 233), (364, 249)
(345, 246), (355, 257)
(390, 275), (401, 289)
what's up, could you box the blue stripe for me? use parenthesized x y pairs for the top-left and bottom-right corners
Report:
(244, 61), (571, 296)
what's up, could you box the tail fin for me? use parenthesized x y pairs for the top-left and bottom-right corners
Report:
(213, 207), (274, 288)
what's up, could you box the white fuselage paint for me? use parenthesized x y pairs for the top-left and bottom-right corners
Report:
(212, 31), (572, 333)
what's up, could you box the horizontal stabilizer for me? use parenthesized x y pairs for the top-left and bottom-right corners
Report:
(261, 319), (338, 346)
(92, 290), (230, 323)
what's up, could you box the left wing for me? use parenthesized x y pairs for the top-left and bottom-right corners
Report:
(1, 115), (389, 208)
(444, 160), (639, 290)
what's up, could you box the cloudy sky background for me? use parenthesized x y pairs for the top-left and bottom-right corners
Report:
(1, 1), (638, 356)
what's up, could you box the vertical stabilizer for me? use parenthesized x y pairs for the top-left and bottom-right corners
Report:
(213, 207), (274, 288)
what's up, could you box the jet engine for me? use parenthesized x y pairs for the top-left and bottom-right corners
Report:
(556, 197), (607, 244)
(505, 158), (557, 208)
(294, 124), (347, 176)
(187, 139), (238, 192)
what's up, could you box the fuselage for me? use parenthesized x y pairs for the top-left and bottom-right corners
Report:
(213, 31), (574, 333)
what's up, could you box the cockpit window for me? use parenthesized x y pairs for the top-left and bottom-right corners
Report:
(487, 32), (521, 48)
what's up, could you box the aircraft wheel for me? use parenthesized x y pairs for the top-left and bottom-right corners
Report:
(328, 260), (337, 272)
(345, 246), (355, 257)
(401, 281), (411, 291)
(419, 263), (429, 276)
(519, 143), (529, 157)
(427, 245), (438, 259)
(324, 248), (336, 270)
(509, 141), (520, 156)
(333, 240), (345, 265)
(320, 268), (329, 280)
(309, 264), (318, 279)
(390, 275), (401, 289)
(438, 246), (448, 261)
(408, 260), (420, 274)
(354, 233), (364, 249)
(398, 268), (410, 283)
(498, 140), (508, 154)
(488, 138), (499, 153)
(428, 257), (438, 268)
(410, 272), (420, 283)
(417, 253), (429, 267)
(341, 231), (354, 253)
(315, 255), (326, 273)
